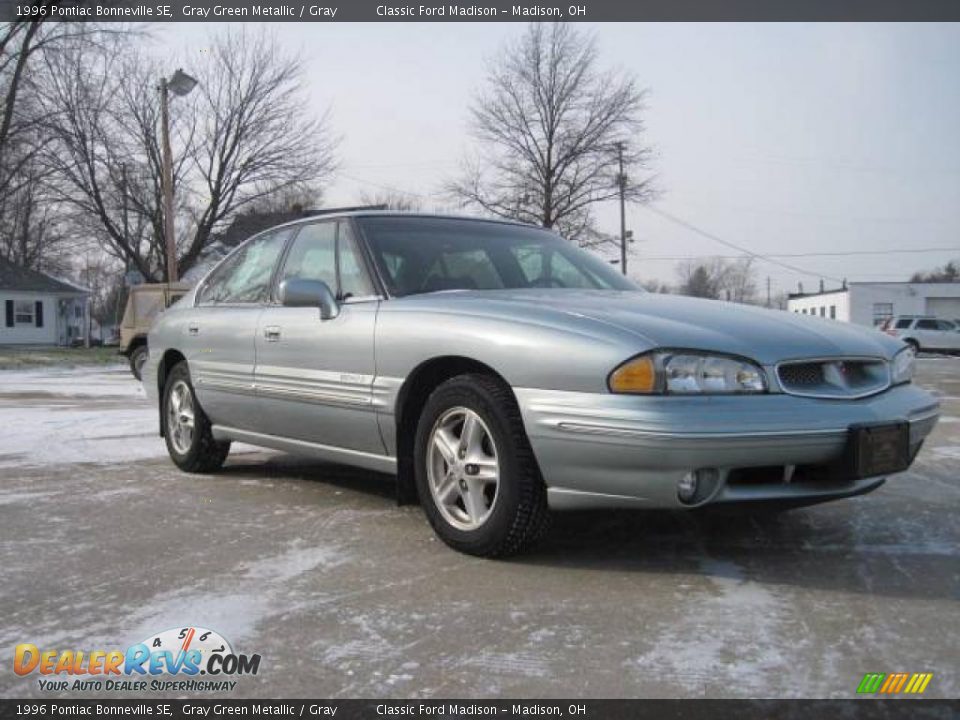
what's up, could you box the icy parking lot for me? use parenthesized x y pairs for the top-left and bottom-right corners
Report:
(0, 360), (958, 698)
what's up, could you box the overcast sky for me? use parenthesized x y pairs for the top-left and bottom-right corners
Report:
(159, 22), (960, 298)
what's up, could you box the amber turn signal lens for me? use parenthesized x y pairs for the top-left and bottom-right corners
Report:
(609, 355), (657, 394)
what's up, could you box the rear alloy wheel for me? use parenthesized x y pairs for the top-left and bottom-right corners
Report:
(414, 374), (550, 557)
(129, 345), (148, 381)
(162, 361), (230, 473)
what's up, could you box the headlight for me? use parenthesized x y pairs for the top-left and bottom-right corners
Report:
(891, 347), (915, 385)
(609, 351), (767, 395)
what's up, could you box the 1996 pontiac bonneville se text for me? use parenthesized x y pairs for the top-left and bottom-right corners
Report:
(144, 212), (939, 556)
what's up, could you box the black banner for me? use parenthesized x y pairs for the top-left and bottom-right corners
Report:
(0, 700), (959, 720)
(4, 0), (960, 22)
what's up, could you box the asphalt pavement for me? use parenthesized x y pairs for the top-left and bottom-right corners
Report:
(0, 359), (957, 699)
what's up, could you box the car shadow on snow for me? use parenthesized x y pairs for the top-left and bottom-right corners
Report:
(516, 502), (959, 601)
(207, 453), (957, 602)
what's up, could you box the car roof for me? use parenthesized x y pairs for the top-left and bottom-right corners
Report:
(267, 210), (546, 234)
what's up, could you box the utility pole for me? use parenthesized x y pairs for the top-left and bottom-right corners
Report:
(766, 276), (771, 308)
(616, 141), (627, 276)
(121, 163), (129, 273)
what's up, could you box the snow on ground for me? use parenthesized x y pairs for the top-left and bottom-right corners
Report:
(0, 364), (145, 399)
(0, 364), (257, 469)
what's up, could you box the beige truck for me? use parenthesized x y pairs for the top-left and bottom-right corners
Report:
(119, 283), (191, 380)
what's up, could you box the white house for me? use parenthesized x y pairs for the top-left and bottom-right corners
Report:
(787, 282), (960, 328)
(1, 258), (90, 346)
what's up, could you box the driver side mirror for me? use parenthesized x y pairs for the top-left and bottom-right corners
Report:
(278, 278), (339, 320)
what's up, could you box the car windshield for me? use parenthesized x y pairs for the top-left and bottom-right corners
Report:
(355, 216), (637, 297)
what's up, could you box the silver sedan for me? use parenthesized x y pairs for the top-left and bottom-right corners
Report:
(144, 212), (939, 556)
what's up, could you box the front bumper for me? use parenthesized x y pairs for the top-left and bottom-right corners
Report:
(515, 383), (939, 510)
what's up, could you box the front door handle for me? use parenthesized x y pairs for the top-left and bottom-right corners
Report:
(187, 322), (199, 336)
(263, 326), (281, 342)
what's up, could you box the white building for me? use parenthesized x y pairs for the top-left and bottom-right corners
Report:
(787, 282), (960, 328)
(1, 258), (90, 346)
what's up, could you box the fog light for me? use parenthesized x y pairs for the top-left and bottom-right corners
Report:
(678, 472), (699, 503)
(678, 468), (719, 504)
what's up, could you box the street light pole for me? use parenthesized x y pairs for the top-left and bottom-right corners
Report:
(158, 68), (198, 284)
(160, 78), (177, 283)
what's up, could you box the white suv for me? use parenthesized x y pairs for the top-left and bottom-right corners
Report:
(882, 315), (960, 353)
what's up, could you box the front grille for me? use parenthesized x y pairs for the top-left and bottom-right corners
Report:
(778, 363), (824, 386)
(777, 358), (889, 399)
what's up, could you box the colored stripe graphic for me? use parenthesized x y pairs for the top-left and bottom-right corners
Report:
(858, 672), (932, 695)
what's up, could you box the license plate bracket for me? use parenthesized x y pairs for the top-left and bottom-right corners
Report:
(847, 421), (910, 479)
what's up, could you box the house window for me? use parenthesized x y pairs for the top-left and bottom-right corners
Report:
(14, 300), (34, 325)
(830, 305), (836, 319)
(75, 305), (83, 319)
(872, 303), (894, 327)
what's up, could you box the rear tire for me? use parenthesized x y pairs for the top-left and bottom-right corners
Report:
(904, 338), (920, 353)
(414, 373), (550, 557)
(162, 361), (230, 473)
(129, 345), (148, 381)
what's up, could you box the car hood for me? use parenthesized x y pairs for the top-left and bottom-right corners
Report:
(392, 289), (902, 365)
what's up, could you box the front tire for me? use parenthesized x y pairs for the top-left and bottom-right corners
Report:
(414, 374), (550, 557)
(162, 361), (230, 473)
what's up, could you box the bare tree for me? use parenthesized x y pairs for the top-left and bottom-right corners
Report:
(448, 23), (655, 244)
(677, 260), (722, 299)
(910, 260), (959, 283)
(639, 279), (672, 294)
(722, 258), (758, 304)
(181, 29), (337, 276)
(0, 16), (128, 270)
(244, 185), (323, 215)
(358, 190), (422, 212)
(0, 159), (74, 274)
(37, 28), (338, 282)
(676, 257), (758, 303)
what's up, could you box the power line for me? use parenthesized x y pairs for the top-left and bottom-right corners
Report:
(639, 247), (960, 261)
(338, 172), (446, 200)
(643, 205), (844, 283)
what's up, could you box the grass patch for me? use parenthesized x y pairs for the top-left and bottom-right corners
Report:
(0, 346), (123, 370)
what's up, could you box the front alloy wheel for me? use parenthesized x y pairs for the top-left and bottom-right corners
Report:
(427, 407), (500, 531)
(414, 373), (550, 557)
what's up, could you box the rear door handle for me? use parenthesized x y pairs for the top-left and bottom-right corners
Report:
(263, 326), (281, 342)
(187, 322), (199, 336)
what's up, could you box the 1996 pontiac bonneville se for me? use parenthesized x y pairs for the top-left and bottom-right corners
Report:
(144, 212), (940, 556)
